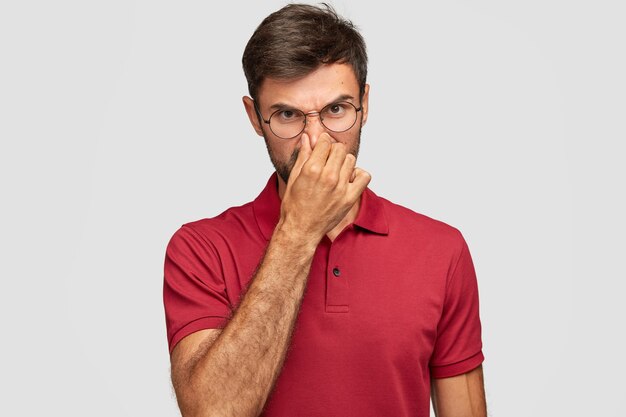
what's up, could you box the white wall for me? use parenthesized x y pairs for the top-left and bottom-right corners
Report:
(1, 0), (624, 415)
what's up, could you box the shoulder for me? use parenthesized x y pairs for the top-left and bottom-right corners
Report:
(167, 201), (258, 251)
(185, 201), (255, 235)
(378, 195), (465, 247)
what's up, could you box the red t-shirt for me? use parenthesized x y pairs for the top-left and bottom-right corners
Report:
(163, 173), (484, 416)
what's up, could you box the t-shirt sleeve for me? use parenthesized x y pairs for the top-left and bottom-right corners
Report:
(429, 234), (484, 378)
(163, 225), (232, 354)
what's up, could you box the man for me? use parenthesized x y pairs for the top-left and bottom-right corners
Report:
(163, 4), (486, 417)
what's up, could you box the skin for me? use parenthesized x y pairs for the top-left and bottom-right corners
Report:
(432, 365), (487, 417)
(244, 63), (368, 241)
(169, 63), (487, 417)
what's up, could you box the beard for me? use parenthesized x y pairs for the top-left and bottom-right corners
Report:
(263, 123), (363, 185)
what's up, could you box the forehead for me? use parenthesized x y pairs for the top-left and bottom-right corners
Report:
(257, 63), (360, 110)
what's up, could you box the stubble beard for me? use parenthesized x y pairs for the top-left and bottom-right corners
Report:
(263, 124), (362, 185)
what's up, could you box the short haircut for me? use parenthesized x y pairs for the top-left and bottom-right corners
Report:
(242, 3), (368, 102)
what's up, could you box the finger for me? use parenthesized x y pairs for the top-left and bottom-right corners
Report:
(304, 134), (333, 172)
(346, 168), (371, 201)
(287, 133), (312, 187)
(338, 152), (356, 185)
(324, 141), (348, 175)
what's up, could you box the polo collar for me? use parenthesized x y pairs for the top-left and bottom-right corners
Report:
(252, 172), (389, 241)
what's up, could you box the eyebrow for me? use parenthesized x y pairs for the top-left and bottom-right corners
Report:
(269, 94), (355, 111)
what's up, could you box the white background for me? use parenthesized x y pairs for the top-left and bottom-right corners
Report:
(1, 1), (624, 416)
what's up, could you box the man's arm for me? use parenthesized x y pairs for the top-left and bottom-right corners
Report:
(431, 365), (487, 417)
(169, 134), (370, 417)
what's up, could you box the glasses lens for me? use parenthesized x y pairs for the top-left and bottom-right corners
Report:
(320, 102), (358, 133)
(269, 109), (306, 139)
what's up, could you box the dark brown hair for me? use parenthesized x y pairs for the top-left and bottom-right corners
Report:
(242, 3), (368, 101)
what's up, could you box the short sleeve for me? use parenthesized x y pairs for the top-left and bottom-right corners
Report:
(429, 235), (484, 378)
(163, 225), (232, 354)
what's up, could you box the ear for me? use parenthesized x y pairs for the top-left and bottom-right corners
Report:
(242, 96), (265, 137)
(360, 84), (370, 127)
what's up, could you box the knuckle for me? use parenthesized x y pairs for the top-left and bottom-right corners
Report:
(323, 173), (339, 187)
(305, 163), (322, 176)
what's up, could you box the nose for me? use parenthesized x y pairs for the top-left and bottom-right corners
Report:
(303, 112), (327, 148)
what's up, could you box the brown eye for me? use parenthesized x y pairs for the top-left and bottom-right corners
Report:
(280, 110), (295, 119)
(323, 103), (348, 118)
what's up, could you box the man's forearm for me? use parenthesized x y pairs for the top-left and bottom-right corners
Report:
(172, 134), (371, 417)
(431, 366), (487, 417)
(177, 223), (318, 417)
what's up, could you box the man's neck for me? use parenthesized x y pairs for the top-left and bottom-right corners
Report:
(276, 173), (362, 242)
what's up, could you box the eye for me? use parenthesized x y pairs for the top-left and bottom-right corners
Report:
(274, 108), (303, 123)
(281, 110), (295, 119)
(324, 103), (348, 117)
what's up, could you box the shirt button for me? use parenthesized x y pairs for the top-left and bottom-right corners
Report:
(332, 267), (341, 277)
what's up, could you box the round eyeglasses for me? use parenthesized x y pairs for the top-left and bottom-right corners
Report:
(255, 101), (362, 139)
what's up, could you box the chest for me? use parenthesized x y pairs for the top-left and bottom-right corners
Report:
(222, 231), (451, 366)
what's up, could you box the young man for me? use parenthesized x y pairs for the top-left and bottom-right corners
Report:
(163, 4), (486, 417)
